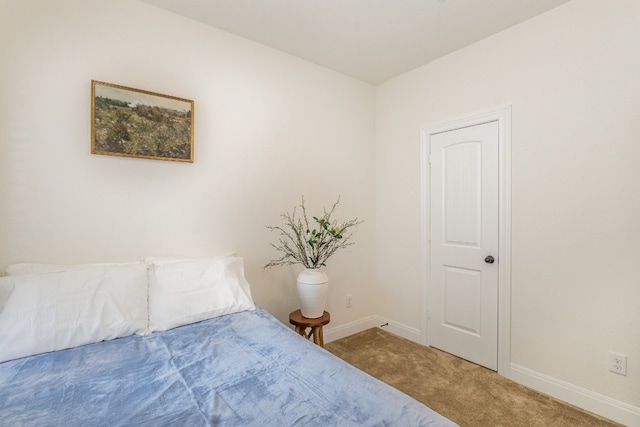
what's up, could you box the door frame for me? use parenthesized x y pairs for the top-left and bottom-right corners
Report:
(420, 105), (511, 375)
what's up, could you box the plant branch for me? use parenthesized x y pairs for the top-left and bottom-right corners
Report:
(264, 196), (362, 269)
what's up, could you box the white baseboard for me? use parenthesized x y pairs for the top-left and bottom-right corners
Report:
(324, 315), (640, 427)
(323, 315), (382, 343)
(377, 317), (422, 343)
(324, 315), (422, 344)
(507, 364), (640, 427)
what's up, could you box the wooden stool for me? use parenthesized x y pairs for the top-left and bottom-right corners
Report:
(289, 309), (330, 347)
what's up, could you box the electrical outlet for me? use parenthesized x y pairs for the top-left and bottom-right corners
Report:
(609, 352), (627, 376)
(346, 294), (353, 308)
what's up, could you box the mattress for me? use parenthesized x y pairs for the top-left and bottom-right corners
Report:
(0, 307), (457, 426)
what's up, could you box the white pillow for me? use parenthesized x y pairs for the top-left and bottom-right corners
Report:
(0, 263), (148, 363)
(147, 256), (255, 332)
(3, 261), (140, 276)
(143, 253), (236, 268)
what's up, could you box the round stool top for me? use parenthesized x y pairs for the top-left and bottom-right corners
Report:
(289, 309), (330, 327)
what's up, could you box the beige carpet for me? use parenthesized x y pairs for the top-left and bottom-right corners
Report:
(325, 328), (622, 427)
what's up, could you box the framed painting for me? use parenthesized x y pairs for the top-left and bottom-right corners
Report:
(91, 80), (194, 162)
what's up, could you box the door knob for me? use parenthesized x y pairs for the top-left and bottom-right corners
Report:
(484, 255), (495, 264)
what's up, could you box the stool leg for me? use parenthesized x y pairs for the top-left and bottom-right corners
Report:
(312, 327), (324, 347)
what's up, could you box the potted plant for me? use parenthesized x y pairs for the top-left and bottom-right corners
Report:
(264, 196), (362, 318)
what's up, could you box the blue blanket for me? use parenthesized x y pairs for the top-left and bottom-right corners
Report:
(0, 308), (457, 426)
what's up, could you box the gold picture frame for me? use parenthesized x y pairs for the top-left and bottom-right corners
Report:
(91, 80), (194, 162)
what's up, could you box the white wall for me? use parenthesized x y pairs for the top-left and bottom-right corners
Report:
(0, 0), (377, 326)
(375, 0), (640, 421)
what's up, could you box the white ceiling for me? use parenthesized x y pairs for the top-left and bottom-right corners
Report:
(139, 0), (571, 85)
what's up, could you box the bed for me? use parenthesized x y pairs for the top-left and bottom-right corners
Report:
(0, 256), (457, 426)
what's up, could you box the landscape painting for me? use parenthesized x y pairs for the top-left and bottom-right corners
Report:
(91, 80), (194, 162)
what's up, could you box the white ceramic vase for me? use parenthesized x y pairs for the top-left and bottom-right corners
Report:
(296, 268), (328, 318)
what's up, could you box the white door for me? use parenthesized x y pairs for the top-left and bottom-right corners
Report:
(428, 121), (499, 370)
